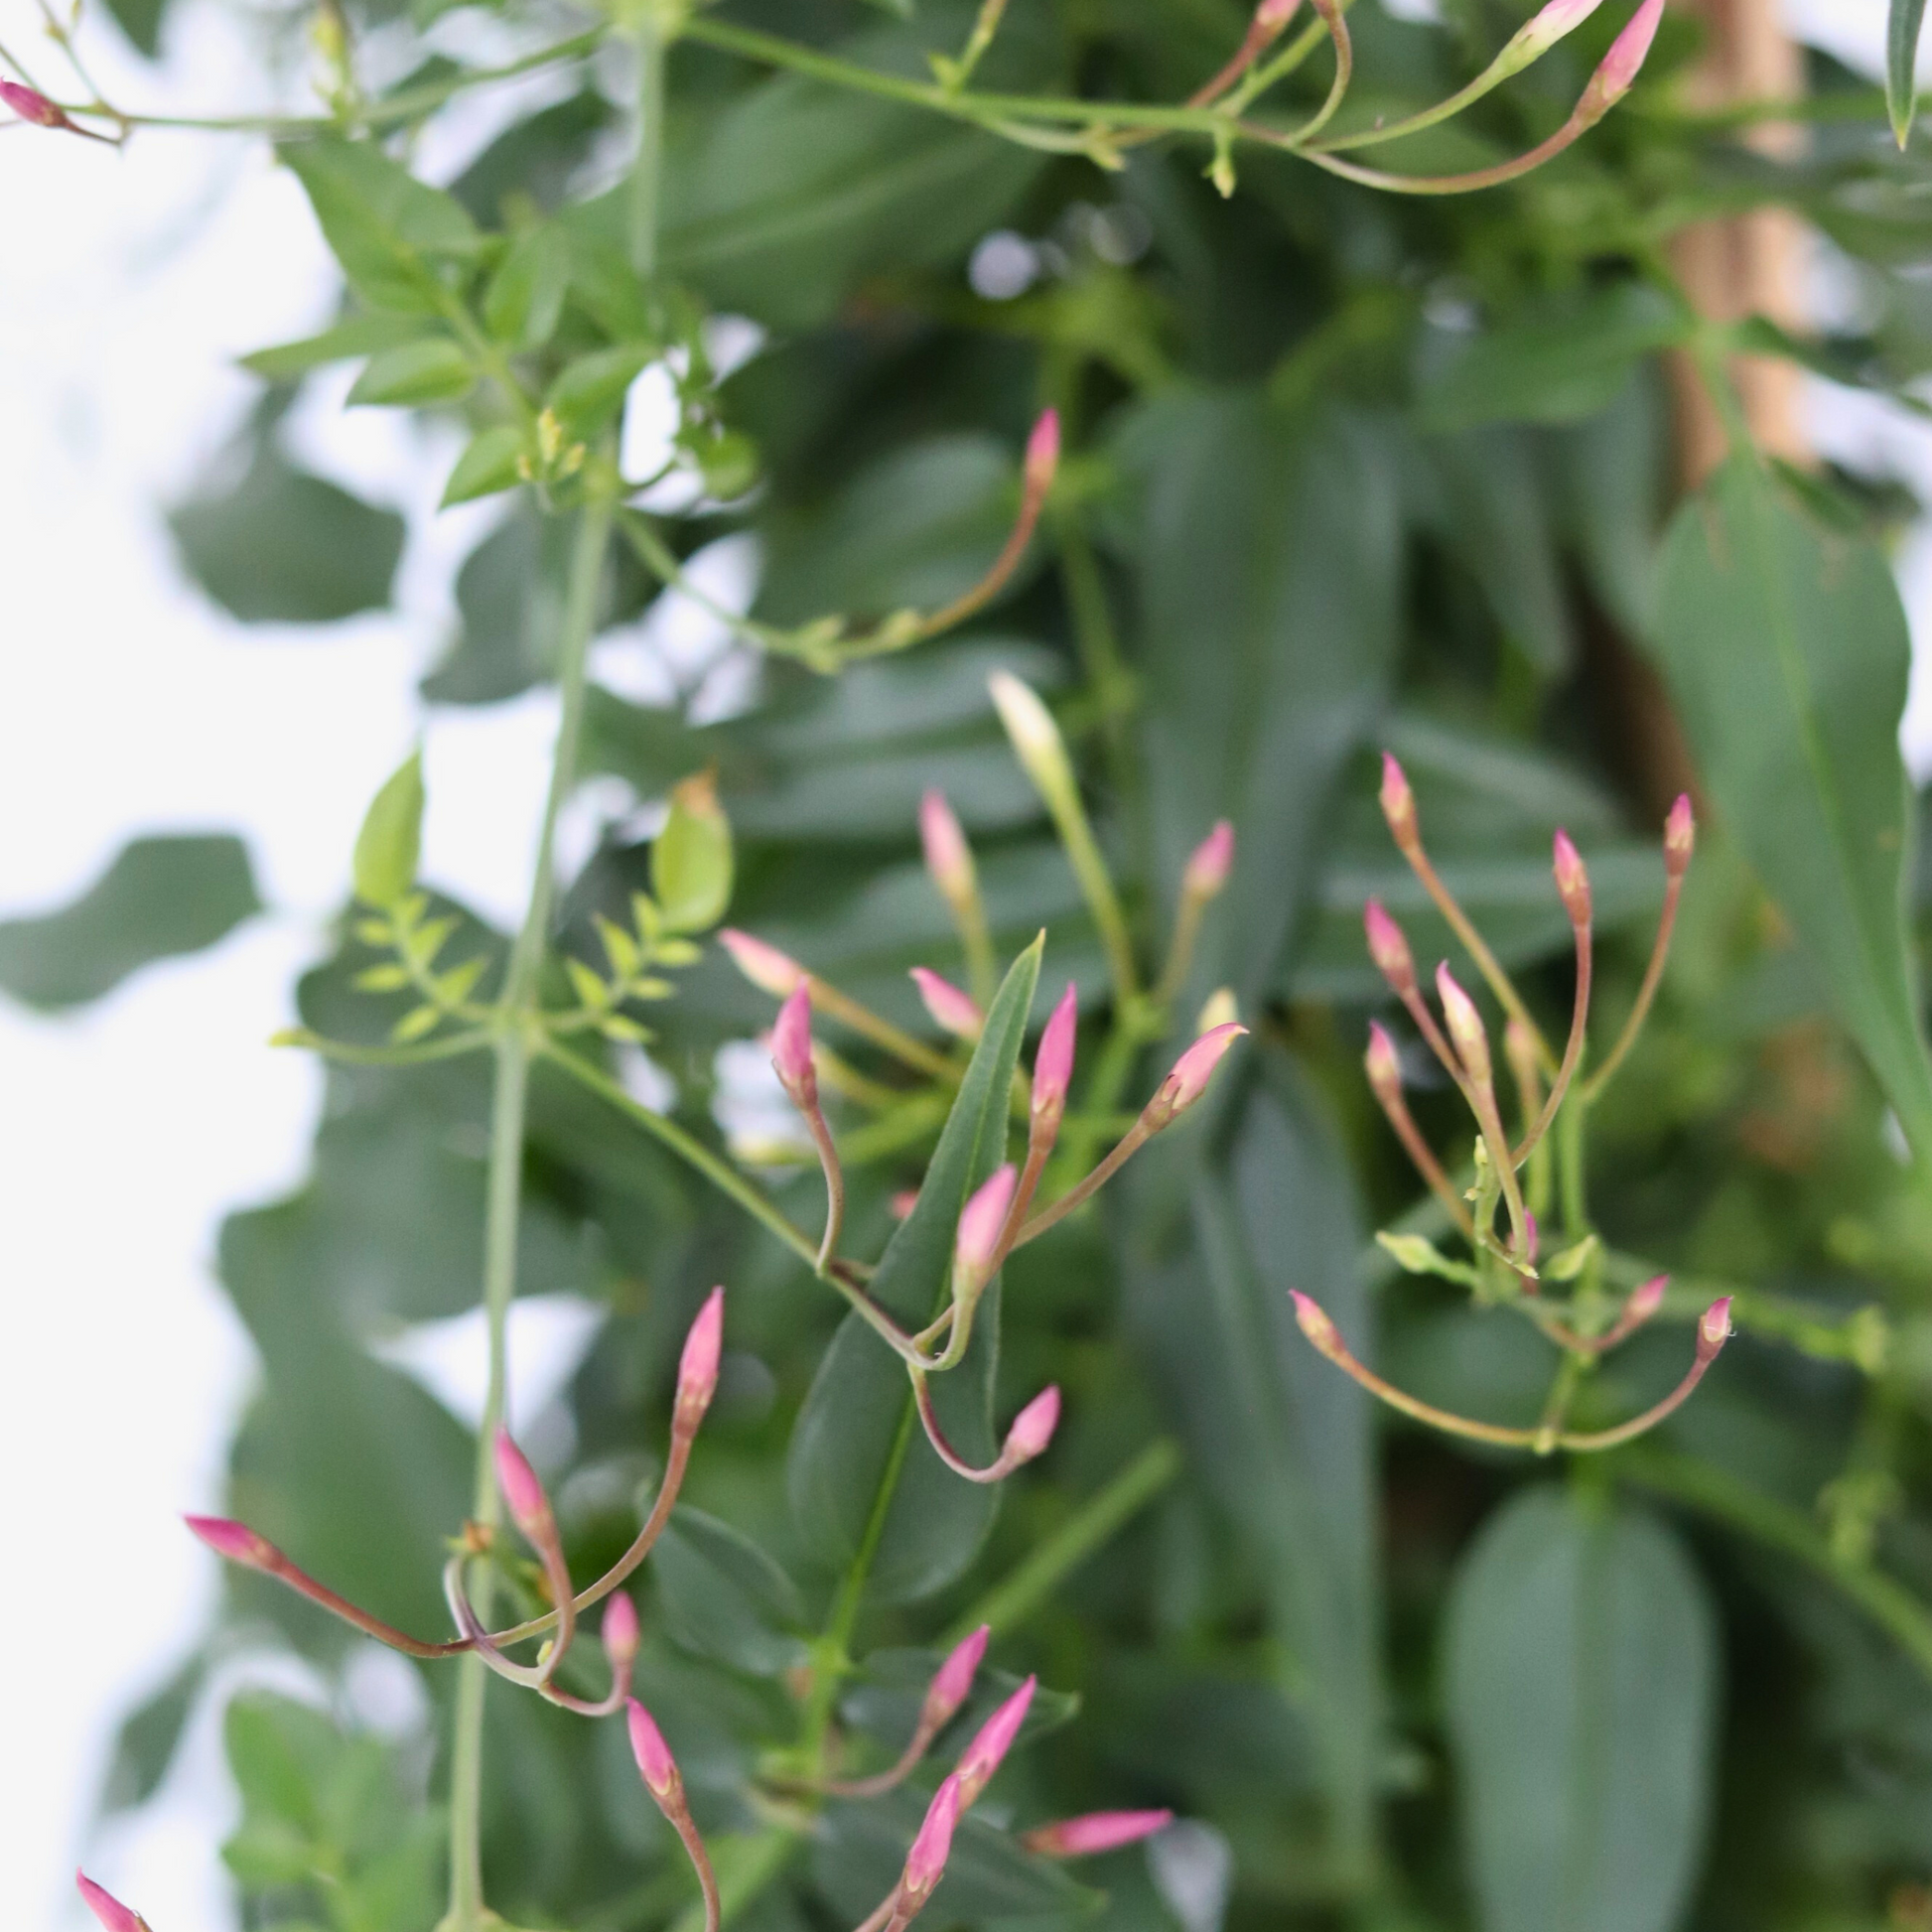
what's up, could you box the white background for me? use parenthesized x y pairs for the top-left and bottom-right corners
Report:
(0, 2), (1922, 1927)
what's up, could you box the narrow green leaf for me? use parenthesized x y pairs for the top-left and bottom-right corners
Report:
(483, 224), (569, 348)
(352, 752), (424, 909)
(346, 339), (476, 407)
(786, 936), (1041, 1606)
(651, 771), (735, 933)
(0, 835), (260, 1011)
(1890, 0), (1928, 147)
(1650, 454), (1932, 1160)
(440, 425), (527, 508)
(546, 345), (651, 442)
(1445, 1487), (1720, 1932)
(241, 314), (436, 382)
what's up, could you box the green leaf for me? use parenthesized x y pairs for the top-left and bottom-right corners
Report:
(651, 771), (735, 933)
(653, 1507), (809, 1675)
(100, 0), (166, 59)
(1650, 454), (1932, 1160)
(352, 753), (424, 908)
(98, 1649), (207, 1812)
(280, 137), (482, 316)
(1445, 1487), (1720, 1932)
(1417, 284), (1689, 432)
(441, 425), (529, 507)
(546, 345), (652, 443)
(483, 224), (569, 349)
(0, 835), (260, 1010)
(786, 936), (1041, 1606)
(172, 420), (404, 625)
(241, 314), (438, 382)
(346, 339), (476, 407)
(1891, 0), (1928, 147)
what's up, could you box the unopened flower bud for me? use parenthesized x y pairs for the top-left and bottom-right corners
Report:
(676, 1286), (725, 1429)
(1024, 409), (1060, 498)
(1146, 1023), (1247, 1129)
(1290, 1290), (1345, 1363)
(1195, 987), (1238, 1035)
(1627, 1275), (1667, 1326)
(901, 1774), (964, 1904)
(957, 1165), (1018, 1286)
(957, 1676), (1035, 1803)
(1, 79), (73, 129)
(76, 1873), (151, 1932)
(891, 1188), (920, 1220)
(1697, 1296), (1733, 1363)
(1509, 0), (1602, 61)
(911, 967), (984, 1040)
(1436, 964), (1492, 1088)
(1665, 793), (1696, 878)
(1379, 752), (1419, 851)
(1364, 1022), (1402, 1104)
(920, 789), (977, 905)
(989, 672), (1077, 813)
(720, 927), (805, 998)
(1033, 983), (1077, 1127)
(1552, 829), (1591, 928)
(1257, 0), (1301, 25)
(184, 1514), (278, 1571)
(1363, 899), (1416, 997)
(626, 1698), (682, 1803)
(493, 1429), (553, 1541)
(603, 1590), (640, 1665)
(1580, 0), (1664, 121)
(1022, 1809), (1174, 1858)
(770, 984), (817, 1103)
(1003, 1386), (1060, 1466)
(1181, 820), (1235, 900)
(923, 1624), (990, 1727)
(1523, 1210), (1540, 1266)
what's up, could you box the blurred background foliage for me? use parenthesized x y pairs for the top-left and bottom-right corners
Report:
(24, 0), (1932, 1928)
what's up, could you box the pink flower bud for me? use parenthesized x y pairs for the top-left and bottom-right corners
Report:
(1024, 410), (1060, 496)
(1022, 1809), (1173, 1858)
(626, 1698), (681, 1803)
(1435, 964), (1492, 1087)
(956, 1676), (1035, 1803)
(1523, 1210), (1540, 1266)
(1628, 1274), (1668, 1325)
(1552, 830), (1591, 928)
(493, 1429), (552, 1540)
(77, 1872), (151, 1932)
(920, 789), (976, 901)
(1148, 1022), (1248, 1128)
(1363, 899), (1416, 996)
(603, 1590), (640, 1664)
(1581, 0), (1664, 119)
(1257, 0), (1301, 25)
(184, 1514), (277, 1571)
(1, 79), (72, 129)
(1514, 0), (1602, 58)
(902, 1774), (964, 1902)
(891, 1188), (920, 1220)
(1379, 752), (1419, 849)
(1033, 983), (1077, 1125)
(957, 1164), (1018, 1283)
(1182, 820), (1235, 899)
(1363, 1022), (1402, 1104)
(676, 1286), (725, 1428)
(1697, 1296), (1733, 1363)
(911, 966), (984, 1040)
(720, 927), (805, 997)
(1290, 1290), (1344, 1363)
(923, 1624), (990, 1726)
(770, 984), (817, 1101)
(1665, 793), (1696, 877)
(1003, 1385), (1060, 1465)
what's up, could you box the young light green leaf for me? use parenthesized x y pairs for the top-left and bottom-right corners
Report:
(352, 752), (424, 909)
(565, 957), (608, 1010)
(786, 936), (1041, 1606)
(483, 224), (569, 349)
(346, 340), (475, 407)
(1376, 1230), (1483, 1290)
(241, 314), (438, 383)
(546, 344), (651, 442)
(1890, 0), (1928, 147)
(1651, 455), (1932, 1162)
(1446, 1487), (1719, 1932)
(440, 425), (528, 508)
(651, 770), (735, 933)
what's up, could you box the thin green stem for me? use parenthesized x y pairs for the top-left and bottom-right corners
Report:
(447, 494), (613, 1932)
(631, 19), (664, 281)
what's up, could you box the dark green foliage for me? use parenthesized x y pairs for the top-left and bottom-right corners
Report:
(0, 834), (259, 1008)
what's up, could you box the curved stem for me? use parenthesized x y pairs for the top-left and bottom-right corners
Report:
(1369, 1084), (1475, 1241)
(1514, 922), (1592, 1161)
(909, 1370), (1022, 1483)
(1581, 870), (1685, 1103)
(1287, 0), (1352, 144)
(818, 1718), (944, 1799)
(1013, 1118), (1152, 1248)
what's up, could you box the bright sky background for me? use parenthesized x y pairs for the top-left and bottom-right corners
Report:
(0, 3), (1924, 1928)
